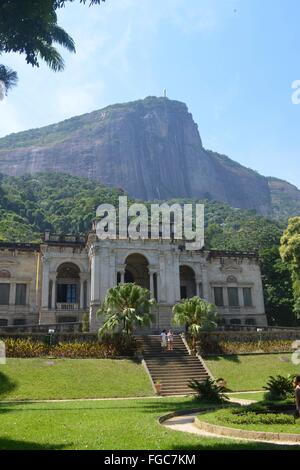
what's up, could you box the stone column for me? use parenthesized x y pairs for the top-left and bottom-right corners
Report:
(9, 282), (16, 306)
(149, 270), (154, 298)
(90, 246), (101, 304)
(201, 263), (210, 301)
(195, 278), (202, 297)
(41, 259), (50, 309)
(51, 277), (56, 310)
(117, 264), (126, 283)
(156, 272), (160, 302)
(80, 278), (85, 309)
(238, 287), (244, 308)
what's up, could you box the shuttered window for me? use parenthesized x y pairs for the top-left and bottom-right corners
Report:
(243, 288), (253, 307)
(16, 284), (27, 306)
(214, 287), (224, 306)
(228, 287), (239, 307)
(0, 284), (10, 305)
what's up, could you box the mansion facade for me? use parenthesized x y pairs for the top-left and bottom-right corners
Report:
(0, 227), (267, 331)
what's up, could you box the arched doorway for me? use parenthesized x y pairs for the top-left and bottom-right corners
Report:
(56, 262), (80, 306)
(180, 265), (196, 299)
(124, 254), (149, 289)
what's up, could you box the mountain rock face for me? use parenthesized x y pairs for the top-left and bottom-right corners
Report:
(0, 96), (298, 216)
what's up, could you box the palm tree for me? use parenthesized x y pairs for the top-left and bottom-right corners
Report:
(173, 296), (218, 351)
(0, 65), (18, 98)
(98, 283), (155, 337)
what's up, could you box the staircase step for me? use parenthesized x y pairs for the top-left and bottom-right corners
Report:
(138, 334), (210, 396)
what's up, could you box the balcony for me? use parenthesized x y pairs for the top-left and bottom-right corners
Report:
(56, 303), (79, 311)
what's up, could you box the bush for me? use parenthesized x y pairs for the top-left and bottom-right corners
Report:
(263, 374), (295, 401)
(220, 407), (294, 426)
(82, 313), (90, 333)
(197, 338), (293, 355)
(4, 338), (49, 358)
(188, 377), (229, 403)
(1, 334), (138, 358)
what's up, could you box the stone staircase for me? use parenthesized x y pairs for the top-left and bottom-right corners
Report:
(138, 335), (210, 396)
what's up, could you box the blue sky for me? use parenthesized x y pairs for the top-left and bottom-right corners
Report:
(0, 0), (300, 188)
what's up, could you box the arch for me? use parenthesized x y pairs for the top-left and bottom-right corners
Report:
(179, 265), (196, 299)
(124, 253), (149, 289)
(56, 262), (80, 305)
(0, 270), (11, 279)
(57, 262), (80, 279)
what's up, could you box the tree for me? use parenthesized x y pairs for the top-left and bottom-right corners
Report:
(280, 217), (300, 317)
(98, 283), (155, 337)
(0, 0), (105, 92)
(0, 64), (17, 97)
(172, 296), (218, 350)
(260, 246), (295, 326)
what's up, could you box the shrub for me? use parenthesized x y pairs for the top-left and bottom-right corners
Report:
(82, 313), (90, 333)
(188, 377), (229, 403)
(263, 374), (295, 401)
(197, 338), (293, 355)
(4, 338), (49, 358)
(1, 334), (138, 358)
(220, 407), (294, 425)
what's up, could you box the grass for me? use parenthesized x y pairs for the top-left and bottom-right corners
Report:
(205, 353), (299, 391)
(229, 392), (266, 402)
(0, 397), (298, 450)
(0, 358), (153, 400)
(198, 407), (300, 435)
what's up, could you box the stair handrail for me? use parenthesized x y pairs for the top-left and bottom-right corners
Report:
(180, 333), (214, 380)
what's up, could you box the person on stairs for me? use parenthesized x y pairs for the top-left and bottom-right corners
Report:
(167, 329), (174, 351)
(160, 329), (167, 352)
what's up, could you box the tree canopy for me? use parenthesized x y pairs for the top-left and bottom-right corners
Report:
(280, 217), (300, 317)
(0, 0), (105, 93)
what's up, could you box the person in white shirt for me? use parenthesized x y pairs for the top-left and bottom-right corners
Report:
(160, 330), (167, 351)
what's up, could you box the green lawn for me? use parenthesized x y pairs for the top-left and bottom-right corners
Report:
(0, 358), (153, 400)
(0, 398), (298, 450)
(229, 392), (265, 402)
(205, 353), (299, 391)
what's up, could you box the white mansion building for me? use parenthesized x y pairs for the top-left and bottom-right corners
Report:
(0, 226), (267, 331)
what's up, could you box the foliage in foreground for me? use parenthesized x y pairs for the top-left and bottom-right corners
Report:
(188, 377), (229, 403)
(98, 283), (155, 337)
(263, 374), (295, 401)
(173, 297), (218, 350)
(197, 337), (294, 355)
(280, 217), (300, 318)
(2, 336), (137, 358)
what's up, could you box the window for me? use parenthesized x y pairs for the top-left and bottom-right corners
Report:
(214, 287), (224, 306)
(0, 284), (10, 305)
(13, 319), (26, 326)
(230, 318), (241, 325)
(245, 318), (256, 326)
(83, 280), (87, 308)
(48, 280), (53, 309)
(15, 284), (27, 306)
(180, 286), (187, 299)
(198, 283), (203, 298)
(0, 319), (8, 326)
(57, 284), (77, 303)
(228, 287), (239, 307)
(58, 316), (77, 323)
(243, 288), (253, 307)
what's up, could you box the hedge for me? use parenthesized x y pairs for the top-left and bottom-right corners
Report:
(1, 335), (138, 358)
